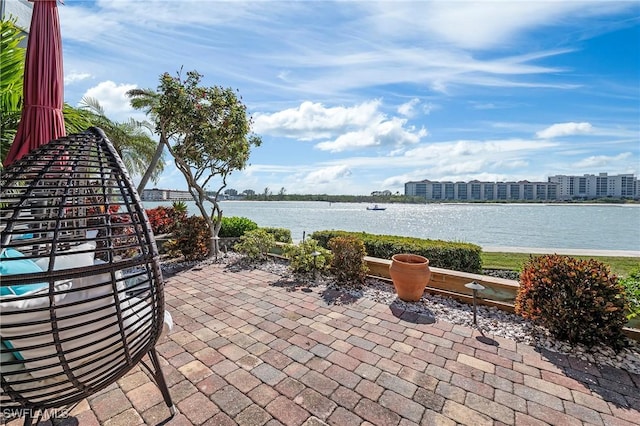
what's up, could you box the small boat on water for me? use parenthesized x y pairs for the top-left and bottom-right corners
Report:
(367, 204), (386, 211)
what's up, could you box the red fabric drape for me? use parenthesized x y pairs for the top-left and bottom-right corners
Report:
(4, 0), (65, 166)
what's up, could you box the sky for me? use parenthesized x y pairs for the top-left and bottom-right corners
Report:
(51, 0), (640, 195)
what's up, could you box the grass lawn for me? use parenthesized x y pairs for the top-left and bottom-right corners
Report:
(481, 252), (640, 278)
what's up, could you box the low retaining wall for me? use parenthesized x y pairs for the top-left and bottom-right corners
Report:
(364, 256), (640, 341)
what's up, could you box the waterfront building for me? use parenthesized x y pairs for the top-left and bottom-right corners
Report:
(548, 173), (639, 200)
(405, 180), (558, 201)
(141, 188), (193, 201)
(406, 172), (638, 201)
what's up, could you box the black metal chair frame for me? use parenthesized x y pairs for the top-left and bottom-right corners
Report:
(0, 128), (174, 425)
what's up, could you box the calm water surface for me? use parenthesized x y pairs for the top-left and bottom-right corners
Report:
(143, 201), (640, 252)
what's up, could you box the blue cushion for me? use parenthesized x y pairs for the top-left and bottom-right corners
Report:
(1, 340), (24, 361)
(0, 248), (47, 296)
(13, 233), (34, 240)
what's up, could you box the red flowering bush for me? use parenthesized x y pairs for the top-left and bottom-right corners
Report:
(145, 206), (186, 235)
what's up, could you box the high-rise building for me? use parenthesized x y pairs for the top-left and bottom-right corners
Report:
(548, 173), (638, 199)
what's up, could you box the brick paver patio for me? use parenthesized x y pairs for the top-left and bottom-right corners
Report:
(7, 262), (640, 425)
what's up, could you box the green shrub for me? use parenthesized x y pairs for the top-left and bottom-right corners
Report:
(515, 254), (628, 349)
(171, 215), (211, 261)
(328, 236), (369, 285)
(234, 229), (276, 261)
(311, 230), (481, 273)
(262, 227), (292, 243)
(620, 266), (640, 320)
(283, 239), (332, 274)
(218, 216), (258, 238)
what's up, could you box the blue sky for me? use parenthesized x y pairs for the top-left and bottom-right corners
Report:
(55, 0), (640, 195)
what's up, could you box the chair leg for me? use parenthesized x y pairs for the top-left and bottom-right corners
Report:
(148, 348), (176, 417)
(22, 412), (33, 426)
(21, 408), (36, 426)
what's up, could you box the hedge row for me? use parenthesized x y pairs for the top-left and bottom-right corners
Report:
(218, 217), (292, 243)
(310, 230), (482, 273)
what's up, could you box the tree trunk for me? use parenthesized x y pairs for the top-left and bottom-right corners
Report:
(170, 150), (220, 258)
(136, 132), (166, 195)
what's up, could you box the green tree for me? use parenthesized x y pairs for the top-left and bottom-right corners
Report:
(278, 187), (286, 200)
(76, 97), (164, 182)
(126, 87), (167, 194)
(135, 70), (261, 256)
(0, 18), (25, 163)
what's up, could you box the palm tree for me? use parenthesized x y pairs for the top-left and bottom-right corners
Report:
(127, 87), (167, 194)
(76, 97), (165, 183)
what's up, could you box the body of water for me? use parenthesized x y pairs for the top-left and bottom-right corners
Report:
(143, 201), (640, 254)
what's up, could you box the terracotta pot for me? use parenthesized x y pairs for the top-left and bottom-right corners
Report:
(389, 254), (431, 302)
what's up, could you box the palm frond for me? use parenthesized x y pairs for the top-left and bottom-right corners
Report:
(79, 96), (106, 116)
(0, 18), (25, 165)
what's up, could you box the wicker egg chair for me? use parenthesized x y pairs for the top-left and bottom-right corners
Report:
(0, 127), (174, 425)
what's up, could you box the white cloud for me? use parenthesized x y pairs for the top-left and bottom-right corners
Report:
(59, 0), (609, 106)
(254, 100), (427, 152)
(574, 152), (633, 168)
(397, 98), (420, 117)
(365, 1), (634, 51)
(288, 47), (574, 99)
(303, 165), (352, 184)
(59, 6), (122, 43)
(404, 139), (556, 161)
(59, 0), (637, 110)
(253, 100), (382, 140)
(422, 103), (438, 115)
(60, 0), (265, 43)
(316, 119), (427, 152)
(536, 122), (593, 139)
(308, 137), (557, 188)
(277, 70), (291, 81)
(469, 101), (521, 111)
(64, 71), (92, 85)
(423, 2), (577, 50)
(81, 81), (138, 121)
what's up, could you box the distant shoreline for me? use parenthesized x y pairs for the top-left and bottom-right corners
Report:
(482, 246), (640, 258)
(143, 195), (640, 205)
